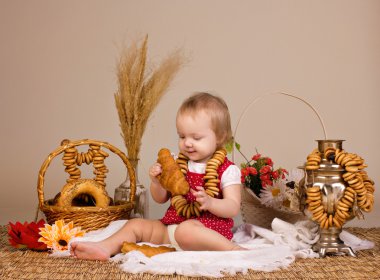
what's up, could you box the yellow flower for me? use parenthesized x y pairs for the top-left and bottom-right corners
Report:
(38, 220), (85, 251)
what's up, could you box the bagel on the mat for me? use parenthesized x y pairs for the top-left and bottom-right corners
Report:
(56, 179), (110, 208)
(121, 242), (176, 257)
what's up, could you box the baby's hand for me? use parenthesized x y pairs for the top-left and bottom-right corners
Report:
(191, 186), (212, 211)
(149, 163), (162, 183)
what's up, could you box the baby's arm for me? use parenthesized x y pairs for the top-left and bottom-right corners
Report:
(192, 184), (241, 218)
(149, 162), (170, 203)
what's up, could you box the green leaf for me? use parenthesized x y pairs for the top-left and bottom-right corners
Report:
(224, 140), (234, 153)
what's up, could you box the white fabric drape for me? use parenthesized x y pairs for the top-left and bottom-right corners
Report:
(51, 219), (374, 277)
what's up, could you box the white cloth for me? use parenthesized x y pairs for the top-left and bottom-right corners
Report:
(53, 219), (374, 277)
(340, 229), (375, 251)
(187, 160), (241, 189)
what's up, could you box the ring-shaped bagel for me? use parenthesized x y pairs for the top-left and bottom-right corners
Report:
(56, 179), (110, 208)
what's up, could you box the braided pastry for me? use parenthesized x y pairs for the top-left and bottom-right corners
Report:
(157, 148), (190, 196)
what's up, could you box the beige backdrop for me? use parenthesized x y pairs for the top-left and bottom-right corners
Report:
(1, 0), (379, 228)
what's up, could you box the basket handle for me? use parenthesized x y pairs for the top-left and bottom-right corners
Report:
(37, 139), (136, 208)
(232, 92), (328, 161)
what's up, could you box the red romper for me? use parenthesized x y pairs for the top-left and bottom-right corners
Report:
(160, 158), (235, 240)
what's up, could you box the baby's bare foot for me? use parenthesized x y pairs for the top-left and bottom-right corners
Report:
(70, 242), (111, 261)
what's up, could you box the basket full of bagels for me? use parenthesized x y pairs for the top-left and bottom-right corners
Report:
(37, 139), (136, 231)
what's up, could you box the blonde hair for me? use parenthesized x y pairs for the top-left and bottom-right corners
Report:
(177, 92), (232, 148)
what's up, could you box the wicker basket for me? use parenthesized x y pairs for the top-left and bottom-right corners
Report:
(37, 139), (136, 231)
(241, 187), (306, 229)
(235, 92), (327, 229)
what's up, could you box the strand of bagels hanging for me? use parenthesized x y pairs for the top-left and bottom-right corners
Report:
(61, 140), (109, 187)
(305, 147), (375, 229)
(172, 148), (227, 218)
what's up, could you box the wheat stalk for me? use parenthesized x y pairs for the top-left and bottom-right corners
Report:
(114, 35), (185, 167)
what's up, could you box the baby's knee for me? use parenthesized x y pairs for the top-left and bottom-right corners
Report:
(123, 218), (147, 234)
(174, 221), (201, 249)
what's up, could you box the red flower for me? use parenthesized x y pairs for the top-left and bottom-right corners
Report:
(8, 219), (48, 251)
(282, 169), (289, 179)
(251, 154), (261, 161)
(272, 170), (279, 180)
(241, 175), (246, 183)
(259, 165), (271, 174)
(261, 180), (273, 187)
(241, 168), (249, 177)
(265, 158), (273, 166)
(260, 173), (271, 181)
(247, 167), (257, 175)
(266, 180), (274, 186)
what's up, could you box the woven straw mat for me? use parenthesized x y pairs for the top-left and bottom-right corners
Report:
(1, 225), (380, 279)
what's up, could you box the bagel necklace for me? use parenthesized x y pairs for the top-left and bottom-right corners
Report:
(305, 147), (374, 229)
(170, 148), (227, 219)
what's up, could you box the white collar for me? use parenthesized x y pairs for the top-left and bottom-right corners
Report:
(187, 160), (206, 174)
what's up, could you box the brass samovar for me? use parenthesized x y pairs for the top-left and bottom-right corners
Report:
(302, 139), (374, 257)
